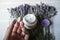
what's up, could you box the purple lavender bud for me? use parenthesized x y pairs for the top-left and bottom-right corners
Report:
(13, 19), (17, 24)
(24, 4), (30, 9)
(18, 5), (24, 9)
(24, 4), (31, 12)
(42, 19), (50, 27)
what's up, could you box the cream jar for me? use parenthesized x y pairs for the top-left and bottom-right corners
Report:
(23, 14), (37, 29)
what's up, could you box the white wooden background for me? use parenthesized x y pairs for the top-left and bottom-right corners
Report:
(0, 0), (60, 40)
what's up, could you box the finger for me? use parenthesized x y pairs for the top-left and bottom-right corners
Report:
(20, 21), (28, 34)
(17, 21), (24, 34)
(17, 27), (22, 35)
(21, 26), (28, 34)
(12, 17), (21, 37)
(24, 34), (29, 40)
(20, 21), (26, 35)
(12, 21), (19, 36)
(17, 17), (22, 34)
(20, 21), (26, 33)
(20, 21), (24, 28)
(21, 31), (25, 36)
(4, 19), (16, 40)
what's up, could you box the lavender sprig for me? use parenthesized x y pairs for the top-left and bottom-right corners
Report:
(8, 3), (57, 19)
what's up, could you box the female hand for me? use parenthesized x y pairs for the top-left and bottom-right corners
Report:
(4, 18), (29, 40)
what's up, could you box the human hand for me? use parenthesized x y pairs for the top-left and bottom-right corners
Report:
(4, 18), (29, 40)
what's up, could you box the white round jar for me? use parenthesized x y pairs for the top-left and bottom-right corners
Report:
(23, 14), (37, 29)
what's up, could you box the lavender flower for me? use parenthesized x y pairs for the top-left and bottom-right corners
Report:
(18, 5), (25, 16)
(42, 19), (50, 27)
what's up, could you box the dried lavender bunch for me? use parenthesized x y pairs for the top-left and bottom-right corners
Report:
(8, 3), (57, 19)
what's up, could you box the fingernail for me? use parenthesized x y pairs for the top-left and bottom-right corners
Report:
(17, 17), (21, 22)
(20, 21), (24, 28)
(22, 27), (25, 32)
(21, 32), (25, 36)
(24, 35), (29, 40)
(13, 19), (17, 24)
